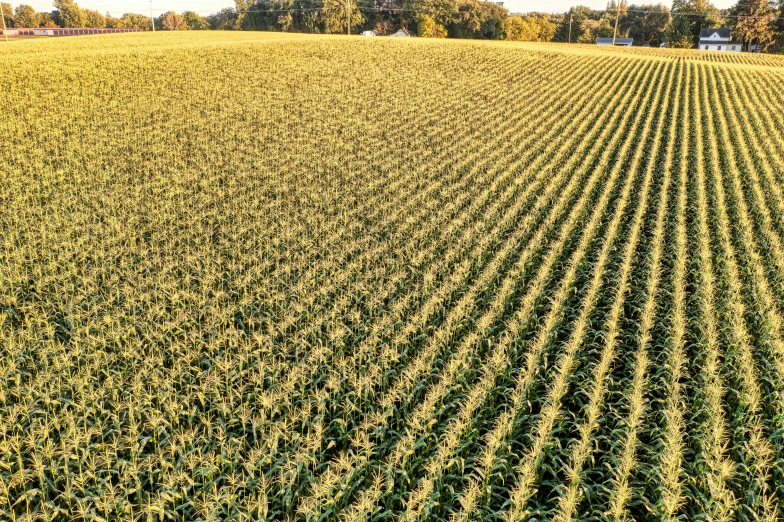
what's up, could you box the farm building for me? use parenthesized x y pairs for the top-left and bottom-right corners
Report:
(698, 28), (742, 52)
(1, 28), (37, 35)
(597, 37), (633, 46)
(0, 28), (140, 36)
(389, 28), (413, 37)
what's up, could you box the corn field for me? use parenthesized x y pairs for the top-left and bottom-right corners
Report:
(3, 32), (784, 521)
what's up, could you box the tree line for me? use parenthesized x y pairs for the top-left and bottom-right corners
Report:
(1, 0), (782, 50)
(1, 0), (218, 31)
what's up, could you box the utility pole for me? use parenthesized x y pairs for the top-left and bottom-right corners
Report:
(568, 12), (572, 43)
(347, 0), (350, 35)
(1, 5), (8, 43)
(150, 0), (155, 31)
(612, 0), (622, 45)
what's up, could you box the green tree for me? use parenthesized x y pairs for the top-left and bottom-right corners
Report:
(83, 8), (106, 27)
(1, 2), (14, 27)
(664, 13), (694, 45)
(207, 7), (238, 29)
(777, 0), (784, 51)
(234, 0), (252, 30)
(671, 0), (722, 44)
(607, 0), (629, 17)
(105, 14), (124, 27)
(504, 14), (556, 41)
(531, 14), (556, 40)
(38, 12), (57, 27)
(578, 16), (614, 41)
(732, 0), (776, 49)
(620, 3), (670, 45)
(448, 0), (507, 39)
(504, 16), (536, 40)
(183, 11), (211, 29)
(417, 13), (434, 36)
(554, 6), (592, 41)
(120, 12), (152, 29)
(318, 0), (364, 34)
(409, 0), (459, 27)
(562, 3), (616, 42)
(417, 13), (447, 36)
(242, 0), (293, 31)
(14, 4), (36, 27)
(278, 12), (294, 30)
(54, 0), (86, 27)
(159, 10), (185, 29)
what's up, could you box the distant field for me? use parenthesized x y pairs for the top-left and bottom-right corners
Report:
(3, 32), (784, 521)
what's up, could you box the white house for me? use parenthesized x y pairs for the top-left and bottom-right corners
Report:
(698, 28), (742, 52)
(597, 37), (633, 46)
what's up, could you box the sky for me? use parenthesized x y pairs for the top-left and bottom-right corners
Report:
(21, 0), (736, 21)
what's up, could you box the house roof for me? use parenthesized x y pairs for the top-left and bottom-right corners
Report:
(699, 28), (731, 39)
(596, 37), (633, 44)
(389, 28), (413, 37)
